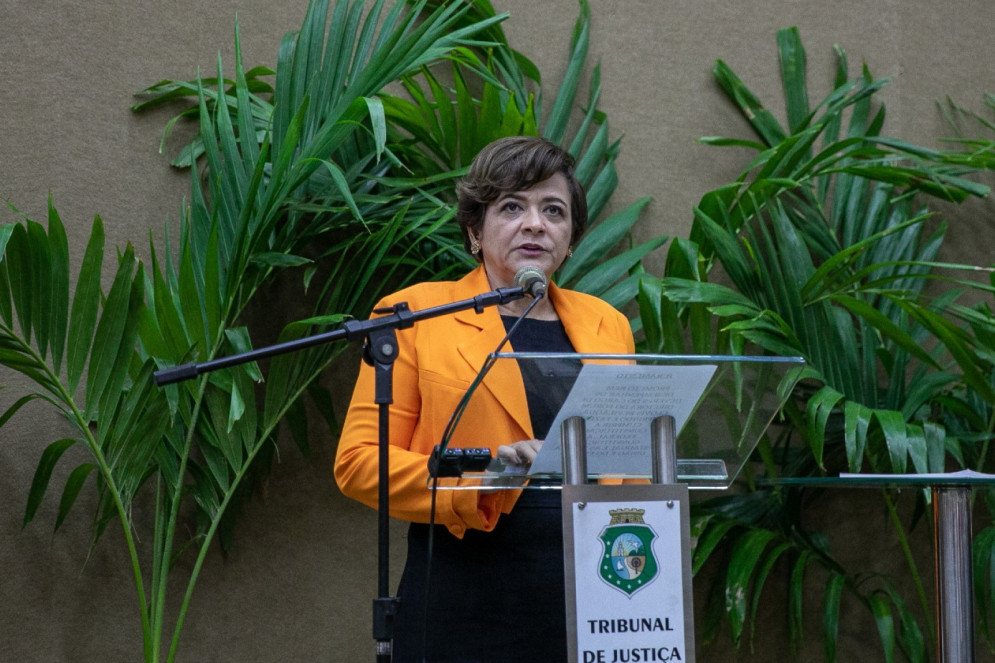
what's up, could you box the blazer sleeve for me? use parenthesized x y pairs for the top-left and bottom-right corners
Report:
(333, 290), (517, 539)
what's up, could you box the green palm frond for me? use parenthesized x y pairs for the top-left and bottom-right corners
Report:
(0, 204), (170, 657)
(639, 26), (995, 661)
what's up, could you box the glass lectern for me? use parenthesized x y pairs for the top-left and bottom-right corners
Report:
(429, 353), (806, 490)
(426, 353), (806, 663)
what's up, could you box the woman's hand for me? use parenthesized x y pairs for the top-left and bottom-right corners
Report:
(496, 438), (543, 468)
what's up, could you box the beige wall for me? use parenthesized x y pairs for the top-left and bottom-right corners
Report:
(1, 1), (993, 660)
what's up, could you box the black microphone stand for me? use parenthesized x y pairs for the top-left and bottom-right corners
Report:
(154, 285), (527, 662)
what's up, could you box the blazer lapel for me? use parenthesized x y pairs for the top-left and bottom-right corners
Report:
(453, 267), (533, 438)
(552, 283), (632, 355)
(449, 269), (632, 441)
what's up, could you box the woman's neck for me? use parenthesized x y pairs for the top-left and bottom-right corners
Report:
(498, 295), (558, 320)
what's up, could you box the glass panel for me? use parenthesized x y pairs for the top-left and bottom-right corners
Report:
(768, 470), (995, 489)
(430, 353), (805, 491)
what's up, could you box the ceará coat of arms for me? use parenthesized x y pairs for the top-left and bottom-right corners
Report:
(599, 508), (659, 597)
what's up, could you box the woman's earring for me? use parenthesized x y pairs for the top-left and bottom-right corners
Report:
(470, 237), (481, 256)
(566, 247), (574, 258)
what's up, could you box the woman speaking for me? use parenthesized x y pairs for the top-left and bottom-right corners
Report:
(334, 136), (635, 661)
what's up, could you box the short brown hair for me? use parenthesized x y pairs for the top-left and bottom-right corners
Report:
(455, 136), (587, 260)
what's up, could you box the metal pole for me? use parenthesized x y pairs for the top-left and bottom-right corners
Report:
(369, 329), (400, 663)
(933, 485), (974, 663)
(560, 416), (587, 486)
(650, 415), (677, 485)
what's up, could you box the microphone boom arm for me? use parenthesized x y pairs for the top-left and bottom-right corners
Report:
(153, 286), (526, 386)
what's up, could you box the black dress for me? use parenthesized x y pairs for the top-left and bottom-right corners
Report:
(390, 317), (577, 663)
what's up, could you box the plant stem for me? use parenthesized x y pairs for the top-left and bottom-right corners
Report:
(165, 357), (331, 662)
(4, 326), (156, 660)
(153, 379), (209, 663)
(882, 487), (936, 651)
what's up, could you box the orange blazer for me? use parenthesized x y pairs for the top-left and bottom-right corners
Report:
(333, 265), (635, 538)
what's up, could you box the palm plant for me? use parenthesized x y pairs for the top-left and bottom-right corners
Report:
(637, 27), (995, 661)
(135, 0), (663, 309)
(3, 0), (663, 660)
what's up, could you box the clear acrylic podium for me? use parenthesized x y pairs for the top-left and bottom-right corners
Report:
(430, 353), (806, 489)
(429, 353), (806, 662)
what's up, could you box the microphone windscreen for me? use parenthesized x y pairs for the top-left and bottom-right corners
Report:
(514, 265), (547, 298)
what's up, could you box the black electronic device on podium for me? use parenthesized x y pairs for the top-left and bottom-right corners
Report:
(430, 352), (806, 663)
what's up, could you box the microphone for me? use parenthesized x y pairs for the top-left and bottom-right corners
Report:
(515, 265), (547, 298)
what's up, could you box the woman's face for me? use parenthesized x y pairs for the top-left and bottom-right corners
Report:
(470, 173), (574, 289)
